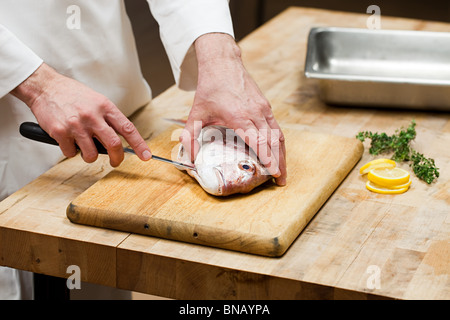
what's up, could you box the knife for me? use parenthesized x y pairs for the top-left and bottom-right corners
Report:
(19, 122), (196, 171)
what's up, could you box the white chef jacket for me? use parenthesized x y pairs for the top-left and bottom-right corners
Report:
(0, 0), (233, 299)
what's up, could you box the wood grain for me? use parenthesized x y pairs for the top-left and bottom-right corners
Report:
(0, 156), (124, 287)
(67, 127), (363, 256)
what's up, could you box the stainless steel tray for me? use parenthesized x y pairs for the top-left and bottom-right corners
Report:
(304, 27), (450, 110)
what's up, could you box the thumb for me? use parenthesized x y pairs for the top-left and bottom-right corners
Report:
(180, 119), (203, 163)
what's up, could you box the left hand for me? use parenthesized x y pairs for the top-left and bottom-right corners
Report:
(180, 33), (287, 186)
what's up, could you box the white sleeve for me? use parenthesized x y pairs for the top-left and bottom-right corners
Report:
(0, 24), (43, 98)
(147, 0), (234, 91)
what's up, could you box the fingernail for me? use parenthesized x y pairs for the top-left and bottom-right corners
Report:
(142, 150), (152, 161)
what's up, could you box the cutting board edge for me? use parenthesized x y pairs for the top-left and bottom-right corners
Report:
(66, 202), (293, 257)
(275, 138), (364, 254)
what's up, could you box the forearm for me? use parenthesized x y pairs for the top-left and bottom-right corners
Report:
(194, 33), (246, 88)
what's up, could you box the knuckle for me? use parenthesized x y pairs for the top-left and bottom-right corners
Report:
(121, 121), (137, 135)
(134, 139), (148, 151)
(79, 111), (94, 123)
(50, 124), (68, 139)
(257, 99), (271, 111)
(236, 119), (253, 131)
(270, 136), (281, 147)
(67, 115), (81, 127)
(256, 134), (268, 146)
(101, 98), (116, 112)
(265, 112), (275, 122)
(270, 129), (283, 143)
(106, 135), (123, 150)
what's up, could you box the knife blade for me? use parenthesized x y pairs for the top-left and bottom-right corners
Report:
(19, 122), (196, 171)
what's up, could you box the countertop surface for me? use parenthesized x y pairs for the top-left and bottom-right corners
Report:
(1, 7), (449, 299)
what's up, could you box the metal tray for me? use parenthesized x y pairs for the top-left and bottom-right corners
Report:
(304, 27), (450, 110)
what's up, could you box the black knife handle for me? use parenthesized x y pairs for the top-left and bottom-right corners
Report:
(19, 122), (108, 154)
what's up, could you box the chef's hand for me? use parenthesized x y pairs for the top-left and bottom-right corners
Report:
(180, 33), (287, 186)
(11, 63), (152, 167)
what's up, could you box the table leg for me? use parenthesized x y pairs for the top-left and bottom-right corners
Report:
(33, 273), (70, 300)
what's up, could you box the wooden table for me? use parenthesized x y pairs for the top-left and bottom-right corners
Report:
(1, 7), (449, 300)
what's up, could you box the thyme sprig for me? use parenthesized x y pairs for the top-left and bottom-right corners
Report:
(356, 120), (439, 184)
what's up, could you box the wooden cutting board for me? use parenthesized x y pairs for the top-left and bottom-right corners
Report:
(67, 126), (363, 257)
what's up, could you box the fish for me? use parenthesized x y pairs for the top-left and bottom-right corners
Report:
(176, 125), (272, 196)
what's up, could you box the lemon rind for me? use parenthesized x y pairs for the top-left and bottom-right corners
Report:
(365, 181), (409, 194)
(359, 158), (396, 175)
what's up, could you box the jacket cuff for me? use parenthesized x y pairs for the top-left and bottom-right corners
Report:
(0, 24), (43, 99)
(147, 0), (234, 91)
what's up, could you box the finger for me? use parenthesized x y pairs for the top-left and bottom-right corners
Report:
(234, 120), (280, 178)
(51, 117), (97, 163)
(105, 108), (151, 162)
(253, 121), (282, 179)
(74, 133), (99, 163)
(57, 136), (78, 158)
(180, 117), (202, 164)
(44, 122), (78, 158)
(93, 125), (125, 167)
(270, 127), (286, 185)
(264, 114), (287, 185)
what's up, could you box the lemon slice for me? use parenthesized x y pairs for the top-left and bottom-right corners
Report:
(359, 158), (396, 174)
(366, 181), (409, 194)
(368, 167), (410, 187)
(388, 179), (412, 189)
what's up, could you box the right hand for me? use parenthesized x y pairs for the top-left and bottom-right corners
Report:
(11, 63), (152, 167)
(180, 33), (287, 186)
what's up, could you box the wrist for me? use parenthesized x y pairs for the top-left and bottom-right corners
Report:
(11, 63), (58, 107)
(194, 33), (241, 67)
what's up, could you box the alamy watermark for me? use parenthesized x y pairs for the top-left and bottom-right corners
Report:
(366, 5), (381, 30)
(66, 264), (81, 290)
(66, 5), (81, 30)
(366, 265), (381, 290)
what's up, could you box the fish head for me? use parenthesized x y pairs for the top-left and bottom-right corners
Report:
(210, 159), (271, 196)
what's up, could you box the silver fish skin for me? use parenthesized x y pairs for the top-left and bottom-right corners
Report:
(176, 125), (271, 196)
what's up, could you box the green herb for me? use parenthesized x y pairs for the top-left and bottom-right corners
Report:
(356, 120), (439, 184)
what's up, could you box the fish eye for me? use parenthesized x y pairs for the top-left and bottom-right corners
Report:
(238, 161), (255, 173)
